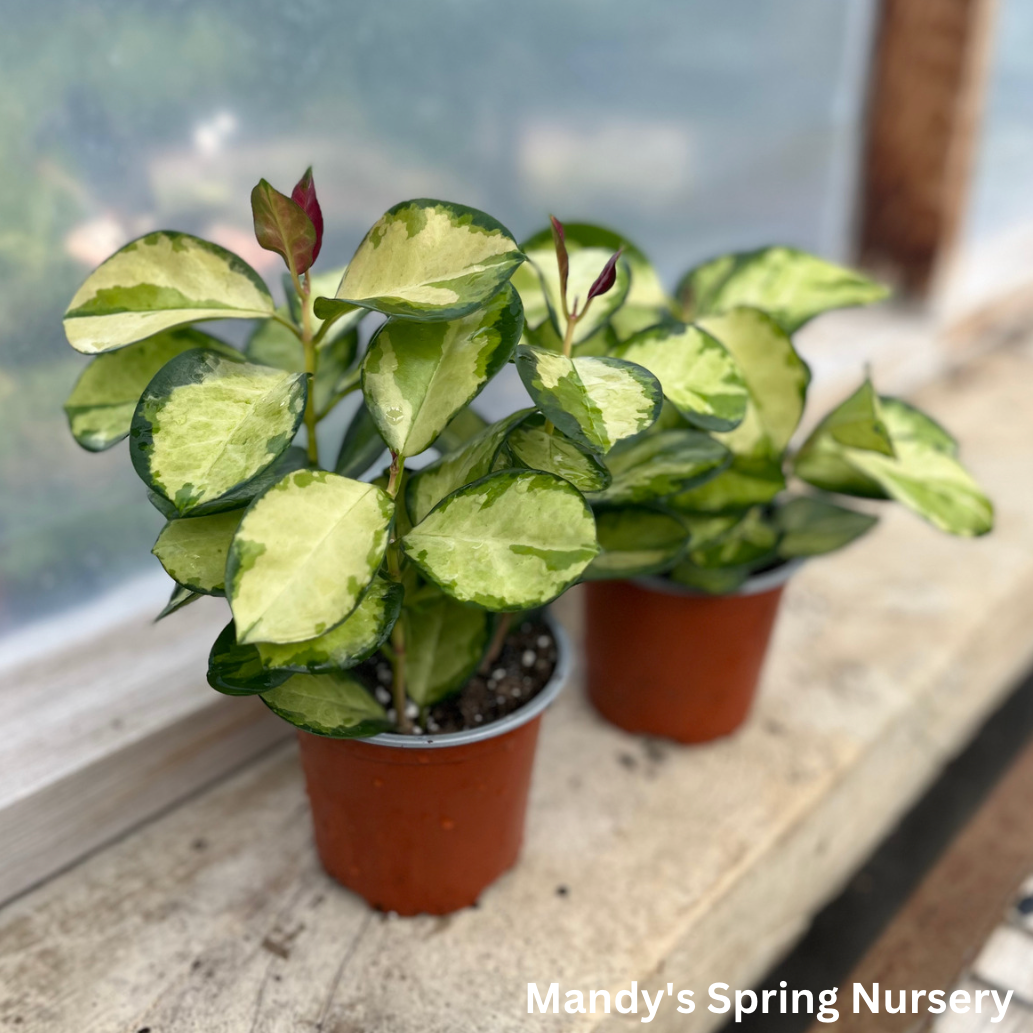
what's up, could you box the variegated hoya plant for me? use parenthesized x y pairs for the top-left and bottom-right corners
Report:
(511, 221), (993, 594)
(63, 173), (657, 737)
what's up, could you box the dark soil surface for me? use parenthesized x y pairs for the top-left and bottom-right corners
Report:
(357, 618), (558, 736)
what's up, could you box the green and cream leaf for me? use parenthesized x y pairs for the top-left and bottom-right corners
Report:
(130, 350), (307, 515)
(402, 470), (598, 610)
(405, 594), (490, 707)
(63, 231), (275, 354)
(583, 506), (688, 580)
(227, 470), (393, 644)
(776, 496), (878, 557)
(505, 412), (610, 492)
(260, 672), (390, 738)
(362, 283), (522, 456)
(152, 509), (243, 595)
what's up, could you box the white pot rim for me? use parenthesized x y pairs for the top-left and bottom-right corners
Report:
(631, 557), (805, 599)
(358, 611), (572, 750)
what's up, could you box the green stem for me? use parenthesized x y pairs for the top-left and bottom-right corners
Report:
(311, 306), (345, 348)
(294, 271), (319, 467)
(479, 612), (513, 675)
(390, 620), (412, 734)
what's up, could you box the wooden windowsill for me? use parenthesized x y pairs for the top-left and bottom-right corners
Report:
(2, 335), (1032, 1032)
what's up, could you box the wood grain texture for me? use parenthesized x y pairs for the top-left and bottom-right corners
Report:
(859, 0), (998, 292)
(2, 343), (1033, 1032)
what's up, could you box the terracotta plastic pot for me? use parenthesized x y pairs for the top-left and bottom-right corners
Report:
(584, 563), (800, 744)
(296, 617), (571, 916)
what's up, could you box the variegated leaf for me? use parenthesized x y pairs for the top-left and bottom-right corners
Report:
(64, 231), (275, 354)
(677, 246), (890, 333)
(406, 410), (531, 525)
(698, 307), (810, 452)
(526, 246), (631, 345)
(591, 429), (731, 505)
(405, 594), (490, 707)
(434, 405), (489, 453)
(402, 469), (598, 610)
(260, 672), (391, 738)
(776, 496), (878, 557)
(668, 560), (752, 595)
(208, 577), (403, 693)
(797, 397), (992, 535)
(152, 509), (243, 595)
(362, 283), (522, 457)
(334, 400), (388, 479)
(227, 469), (393, 644)
(246, 308), (357, 417)
(505, 412), (610, 492)
(613, 323), (748, 432)
(332, 199), (524, 320)
(688, 506), (778, 568)
(130, 350), (307, 515)
(64, 328), (239, 452)
(515, 344), (661, 455)
(583, 506), (687, 580)
(668, 452), (786, 513)
(156, 583), (203, 621)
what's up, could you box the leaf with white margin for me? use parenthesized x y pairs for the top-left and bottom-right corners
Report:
(677, 246), (890, 334)
(208, 577), (403, 693)
(361, 283), (522, 457)
(525, 246), (631, 345)
(63, 231), (275, 354)
(590, 429), (731, 505)
(505, 412), (610, 492)
(404, 594), (490, 707)
(246, 308), (357, 417)
(330, 199), (524, 320)
(260, 671), (391, 738)
(776, 496), (878, 557)
(697, 307), (810, 451)
(613, 322), (748, 432)
(515, 344), (661, 455)
(583, 506), (688, 580)
(402, 469), (598, 611)
(152, 509), (243, 595)
(798, 397), (992, 536)
(64, 328), (240, 452)
(406, 409), (531, 525)
(130, 350), (307, 515)
(227, 469), (393, 644)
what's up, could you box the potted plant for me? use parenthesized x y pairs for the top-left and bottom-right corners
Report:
(62, 174), (673, 914)
(509, 222), (994, 743)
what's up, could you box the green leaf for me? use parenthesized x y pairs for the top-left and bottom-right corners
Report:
(667, 451), (786, 513)
(688, 506), (778, 568)
(227, 469), (393, 644)
(152, 509), (243, 595)
(406, 409), (531, 525)
(63, 231), (275, 354)
(260, 672), (391, 738)
(251, 178), (317, 277)
(697, 307), (810, 452)
(64, 328), (240, 452)
(515, 344), (662, 455)
(668, 560), (753, 595)
(590, 429), (731, 505)
(828, 378), (895, 454)
(797, 397), (992, 536)
(208, 577), (403, 693)
(505, 412), (611, 492)
(583, 506), (688, 580)
(246, 308), (358, 417)
(678, 246), (890, 333)
(130, 350), (307, 515)
(405, 594), (490, 707)
(613, 322), (748, 432)
(525, 246), (631, 345)
(334, 400), (387, 479)
(361, 283), (522, 457)
(333, 199), (524, 320)
(402, 469), (598, 610)
(155, 583), (202, 621)
(776, 496), (878, 557)
(434, 405), (489, 453)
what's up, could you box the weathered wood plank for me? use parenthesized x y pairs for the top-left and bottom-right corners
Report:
(1, 342), (1033, 1032)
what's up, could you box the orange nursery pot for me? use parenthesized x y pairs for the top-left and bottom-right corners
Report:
(584, 564), (799, 744)
(296, 619), (571, 916)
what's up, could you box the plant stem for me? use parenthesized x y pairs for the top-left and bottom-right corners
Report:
(386, 451), (405, 498)
(561, 310), (578, 359)
(390, 620), (412, 734)
(479, 612), (513, 675)
(295, 271), (319, 467)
